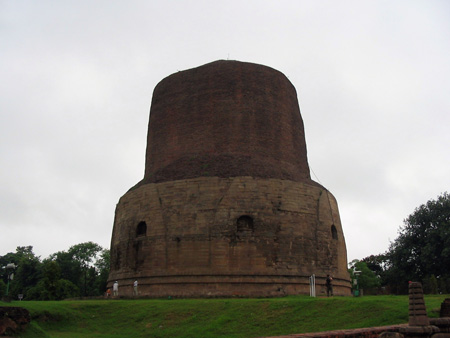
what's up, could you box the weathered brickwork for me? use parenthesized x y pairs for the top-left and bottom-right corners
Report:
(262, 325), (406, 338)
(109, 176), (350, 296)
(136, 60), (310, 187)
(108, 61), (351, 297)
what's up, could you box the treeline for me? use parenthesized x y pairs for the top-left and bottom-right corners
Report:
(350, 192), (450, 294)
(0, 241), (109, 300)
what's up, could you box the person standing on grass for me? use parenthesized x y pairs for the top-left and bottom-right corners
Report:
(113, 281), (119, 297)
(326, 274), (333, 297)
(133, 280), (138, 296)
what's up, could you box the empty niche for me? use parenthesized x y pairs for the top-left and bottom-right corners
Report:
(331, 224), (338, 240)
(136, 221), (147, 237)
(237, 215), (254, 234)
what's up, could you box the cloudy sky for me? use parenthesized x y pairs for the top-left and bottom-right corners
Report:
(1, 1), (449, 263)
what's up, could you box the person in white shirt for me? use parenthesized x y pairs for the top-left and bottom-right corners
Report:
(113, 281), (119, 296)
(133, 280), (138, 296)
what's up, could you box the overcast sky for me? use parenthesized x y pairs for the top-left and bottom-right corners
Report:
(1, 1), (449, 263)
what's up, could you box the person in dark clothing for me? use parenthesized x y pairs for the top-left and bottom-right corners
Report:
(326, 274), (333, 297)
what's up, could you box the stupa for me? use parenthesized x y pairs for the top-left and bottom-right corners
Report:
(107, 60), (351, 297)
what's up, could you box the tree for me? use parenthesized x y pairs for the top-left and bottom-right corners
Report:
(386, 192), (450, 294)
(68, 242), (102, 296)
(1, 242), (109, 299)
(3, 246), (42, 298)
(10, 253), (41, 297)
(0, 247), (35, 286)
(26, 260), (79, 300)
(348, 260), (381, 292)
(361, 254), (388, 278)
(40, 260), (62, 299)
(94, 249), (110, 295)
(50, 242), (107, 297)
(0, 246), (35, 265)
(51, 250), (82, 286)
(0, 252), (16, 286)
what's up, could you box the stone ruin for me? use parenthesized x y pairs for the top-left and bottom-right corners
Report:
(397, 282), (441, 337)
(107, 60), (351, 297)
(0, 307), (30, 336)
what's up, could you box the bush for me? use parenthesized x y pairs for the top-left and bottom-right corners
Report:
(26, 279), (79, 300)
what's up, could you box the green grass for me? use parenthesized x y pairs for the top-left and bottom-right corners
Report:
(2, 295), (448, 338)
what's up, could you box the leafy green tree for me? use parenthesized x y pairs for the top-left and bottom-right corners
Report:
(50, 242), (107, 297)
(6, 246), (42, 298)
(69, 242), (103, 269)
(2, 242), (108, 299)
(0, 254), (13, 286)
(27, 278), (79, 300)
(41, 260), (62, 298)
(348, 260), (381, 292)
(0, 246), (34, 263)
(10, 255), (41, 297)
(0, 247), (36, 285)
(51, 250), (82, 286)
(68, 242), (102, 296)
(15, 246), (36, 259)
(26, 260), (79, 300)
(386, 192), (450, 294)
(0, 252), (17, 271)
(361, 254), (388, 278)
(55, 279), (79, 299)
(94, 249), (110, 295)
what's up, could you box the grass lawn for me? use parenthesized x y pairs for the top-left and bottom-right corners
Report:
(2, 294), (448, 338)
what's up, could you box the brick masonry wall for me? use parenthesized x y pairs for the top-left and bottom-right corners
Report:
(261, 325), (406, 338)
(108, 176), (351, 297)
(138, 60), (311, 186)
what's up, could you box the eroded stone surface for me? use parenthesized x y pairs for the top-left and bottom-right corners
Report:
(0, 307), (30, 336)
(109, 177), (350, 296)
(440, 299), (450, 318)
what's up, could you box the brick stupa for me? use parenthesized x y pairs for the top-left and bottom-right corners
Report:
(107, 60), (351, 297)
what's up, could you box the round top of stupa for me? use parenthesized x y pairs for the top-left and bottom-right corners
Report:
(140, 60), (311, 185)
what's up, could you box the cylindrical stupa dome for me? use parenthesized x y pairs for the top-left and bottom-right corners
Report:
(139, 60), (310, 185)
(108, 60), (351, 297)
